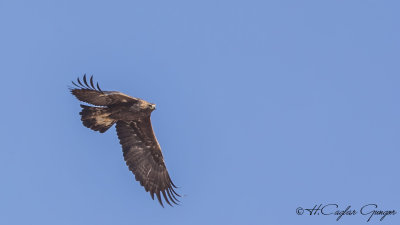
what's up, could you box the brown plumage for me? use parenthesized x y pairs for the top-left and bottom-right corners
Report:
(70, 75), (180, 207)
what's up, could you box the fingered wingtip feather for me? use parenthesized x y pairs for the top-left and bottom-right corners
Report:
(171, 182), (178, 188)
(96, 82), (103, 92)
(166, 188), (179, 205)
(170, 187), (181, 198)
(72, 74), (104, 92)
(89, 75), (95, 89)
(150, 192), (155, 200)
(71, 81), (78, 88)
(161, 190), (172, 206)
(168, 176), (180, 189)
(156, 192), (164, 207)
(77, 77), (84, 87)
(83, 74), (90, 88)
(171, 190), (181, 202)
(67, 85), (76, 91)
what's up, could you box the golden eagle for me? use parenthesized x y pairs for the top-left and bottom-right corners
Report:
(70, 75), (180, 207)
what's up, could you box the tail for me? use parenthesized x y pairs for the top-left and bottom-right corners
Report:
(79, 105), (116, 133)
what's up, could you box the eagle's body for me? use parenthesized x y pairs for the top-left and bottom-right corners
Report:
(70, 75), (179, 207)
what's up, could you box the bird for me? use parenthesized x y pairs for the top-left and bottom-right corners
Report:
(69, 74), (180, 207)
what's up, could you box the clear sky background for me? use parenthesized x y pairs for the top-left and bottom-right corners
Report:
(0, 1), (399, 225)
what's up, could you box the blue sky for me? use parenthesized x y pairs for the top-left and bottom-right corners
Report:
(0, 1), (399, 224)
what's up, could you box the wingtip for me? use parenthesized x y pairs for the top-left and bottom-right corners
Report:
(161, 190), (172, 206)
(166, 188), (180, 205)
(71, 74), (104, 92)
(156, 192), (164, 207)
(77, 76), (84, 87)
(89, 75), (96, 89)
(83, 74), (90, 88)
(150, 192), (155, 200)
(96, 82), (103, 93)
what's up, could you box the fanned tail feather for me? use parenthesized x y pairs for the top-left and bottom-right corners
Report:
(79, 105), (116, 133)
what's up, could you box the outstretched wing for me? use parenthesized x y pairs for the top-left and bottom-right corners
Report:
(116, 118), (180, 207)
(70, 75), (139, 106)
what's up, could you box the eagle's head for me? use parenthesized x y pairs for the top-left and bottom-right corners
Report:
(133, 101), (156, 113)
(149, 103), (156, 111)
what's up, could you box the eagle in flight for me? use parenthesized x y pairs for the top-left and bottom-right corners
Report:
(70, 75), (180, 207)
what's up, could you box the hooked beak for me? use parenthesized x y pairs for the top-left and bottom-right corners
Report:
(150, 104), (156, 110)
